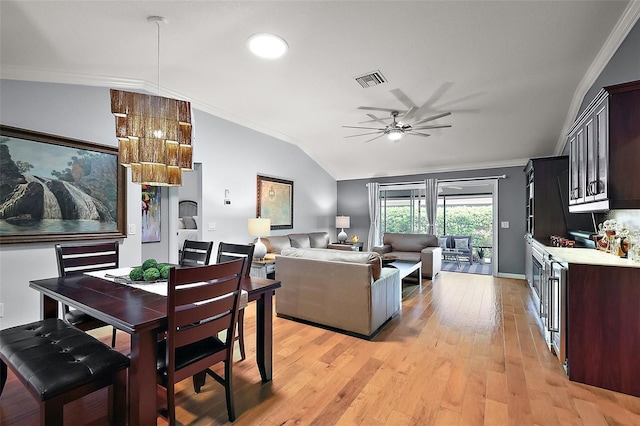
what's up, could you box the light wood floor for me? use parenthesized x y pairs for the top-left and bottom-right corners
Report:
(3, 271), (640, 425)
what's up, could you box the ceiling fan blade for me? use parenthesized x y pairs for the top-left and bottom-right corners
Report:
(406, 132), (431, 138)
(400, 106), (419, 124)
(358, 106), (407, 114)
(344, 131), (383, 138)
(359, 113), (392, 125)
(411, 124), (452, 130)
(363, 133), (388, 144)
(342, 125), (386, 130)
(390, 88), (418, 110)
(409, 111), (452, 126)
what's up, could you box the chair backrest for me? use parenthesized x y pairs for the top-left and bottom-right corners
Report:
(180, 240), (214, 266)
(216, 242), (255, 277)
(165, 259), (244, 384)
(56, 242), (119, 277)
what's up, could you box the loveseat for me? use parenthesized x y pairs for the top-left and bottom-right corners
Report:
(259, 232), (352, 259)
(372, 233), (441, 279)
(275, 247), (401, 338)
(438, 235), (473, 264)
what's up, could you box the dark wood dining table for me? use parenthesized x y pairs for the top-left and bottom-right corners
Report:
(29, 272), (281, 425)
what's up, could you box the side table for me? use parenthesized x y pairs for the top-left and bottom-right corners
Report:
(328, 242), (364, 251)
(251, 260), (276, 279)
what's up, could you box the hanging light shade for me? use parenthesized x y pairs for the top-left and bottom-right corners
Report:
(110, 89), (192, 186)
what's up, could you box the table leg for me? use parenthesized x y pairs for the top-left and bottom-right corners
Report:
(255, 291), (274, 382)
(128, 330), (158, 426)
(40, 294), (58, 319)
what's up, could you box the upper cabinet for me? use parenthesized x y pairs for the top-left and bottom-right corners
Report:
(568, 80), (640, 213)
(525, 156), (570, 239)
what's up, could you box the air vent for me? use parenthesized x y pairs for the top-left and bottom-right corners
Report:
(354, 70), (387, 88)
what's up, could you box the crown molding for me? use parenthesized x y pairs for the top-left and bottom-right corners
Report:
(554, 0), (640, 156)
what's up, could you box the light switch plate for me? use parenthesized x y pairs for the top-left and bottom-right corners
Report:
(501, 221), (510, 228)
(128, 224), (136, 235)
(208, 222), (216, 231)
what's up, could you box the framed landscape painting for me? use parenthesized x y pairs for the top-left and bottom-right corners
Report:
(0, 125), (126, 243)
(257, 174), (293, 230)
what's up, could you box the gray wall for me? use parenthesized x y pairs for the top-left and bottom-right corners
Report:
(337, 166), (526, 276)
(0, 80), (336, 329)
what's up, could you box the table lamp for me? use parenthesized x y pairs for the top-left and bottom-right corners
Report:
(336, 215), (350, 243)
(248, 217), (271, 260)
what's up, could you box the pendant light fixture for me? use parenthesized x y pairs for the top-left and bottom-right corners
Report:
(110, 16), (193, 186)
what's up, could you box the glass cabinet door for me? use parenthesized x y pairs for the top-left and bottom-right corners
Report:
(594, 101), (609, 201)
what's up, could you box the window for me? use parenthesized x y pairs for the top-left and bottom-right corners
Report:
(379, 186), (429, 234)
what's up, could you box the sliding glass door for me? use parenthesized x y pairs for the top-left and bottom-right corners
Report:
(437, 194), (493, 262)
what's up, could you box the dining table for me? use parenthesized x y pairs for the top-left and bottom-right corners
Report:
(29, 269), (281, 425)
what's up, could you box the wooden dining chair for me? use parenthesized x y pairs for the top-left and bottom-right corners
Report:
(55, 242), (119, 347)
(217, 242), (255, 360)
(157, 259), (245, 424)
(180, 239), (214, 266)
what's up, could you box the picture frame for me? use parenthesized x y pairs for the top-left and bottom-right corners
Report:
(256, 174), (293, 230)
(0, 125), (127, 244)
(141, 185), (161, 243)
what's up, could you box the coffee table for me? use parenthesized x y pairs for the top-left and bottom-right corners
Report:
(387, 260), (422, 282)
(442, 249), (462, 269)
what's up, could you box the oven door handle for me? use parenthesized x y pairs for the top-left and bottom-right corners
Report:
(548, 273), (560, 333)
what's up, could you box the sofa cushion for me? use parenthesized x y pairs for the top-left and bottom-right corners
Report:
(383, 233), (437, 251)
(280, 247), (382, 280)
(288, 233), (311, 248)
(308, 232), (330, 248)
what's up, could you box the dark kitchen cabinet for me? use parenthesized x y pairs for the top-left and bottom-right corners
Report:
(567, 263), (640, 397)
(568, 80), (640, 212)
(525, 156), (570, 240)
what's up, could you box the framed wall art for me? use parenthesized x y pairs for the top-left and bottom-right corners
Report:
(0, 125), (126, 244)
(141, 185), (161, 243)
(256, 174), (293, 230)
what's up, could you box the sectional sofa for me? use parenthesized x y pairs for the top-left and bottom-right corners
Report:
(258, 232), (352, 260)
(372, 232), (442, 279)
(275, 247), (401, 338)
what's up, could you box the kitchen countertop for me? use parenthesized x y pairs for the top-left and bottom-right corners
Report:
(545, 246), (640, 268)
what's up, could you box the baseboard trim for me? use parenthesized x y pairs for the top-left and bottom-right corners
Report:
(497, 272), (525, 280)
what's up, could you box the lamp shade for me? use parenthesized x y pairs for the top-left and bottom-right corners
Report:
(335, 216), (350, 229)
(248, 218), (271, 237)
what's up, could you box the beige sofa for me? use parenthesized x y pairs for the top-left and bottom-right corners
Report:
(372, 233), (442, 279)
(259, 232), (352, 259)
(275, 247), (401, 338)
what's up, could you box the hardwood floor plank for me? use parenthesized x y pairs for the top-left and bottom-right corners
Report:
(3, 273), (640, 425)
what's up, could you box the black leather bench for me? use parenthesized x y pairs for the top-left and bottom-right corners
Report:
(0, 318), (129, 425)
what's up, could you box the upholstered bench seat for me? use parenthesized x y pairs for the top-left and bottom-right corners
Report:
(0, 318), (129, 425)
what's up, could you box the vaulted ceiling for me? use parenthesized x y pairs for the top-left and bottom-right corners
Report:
(1, 1), (637, 180)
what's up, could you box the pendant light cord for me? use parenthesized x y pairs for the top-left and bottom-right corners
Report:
(156, 20), (161, 96)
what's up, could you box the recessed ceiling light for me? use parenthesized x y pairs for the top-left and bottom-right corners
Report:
(247, 33), (288, 59)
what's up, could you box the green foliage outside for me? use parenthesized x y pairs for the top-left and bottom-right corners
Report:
(382, 204), (493, 256)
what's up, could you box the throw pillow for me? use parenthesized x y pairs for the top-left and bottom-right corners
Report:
(367, 253), (382, 281)
(454, 238), (469, 250)
(438, 237), (448, 249)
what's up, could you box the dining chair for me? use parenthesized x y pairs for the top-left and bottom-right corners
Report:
(157, 259), (245, 424)
(180, 239), (214, 266)
(217, 242), (255, 360)
(55, 242), (119, 347)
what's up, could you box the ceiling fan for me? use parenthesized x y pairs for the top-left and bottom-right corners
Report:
(343, 107), (452, 143)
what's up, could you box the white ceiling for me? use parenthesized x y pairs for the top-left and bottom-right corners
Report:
(1, 1), (638, 181)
